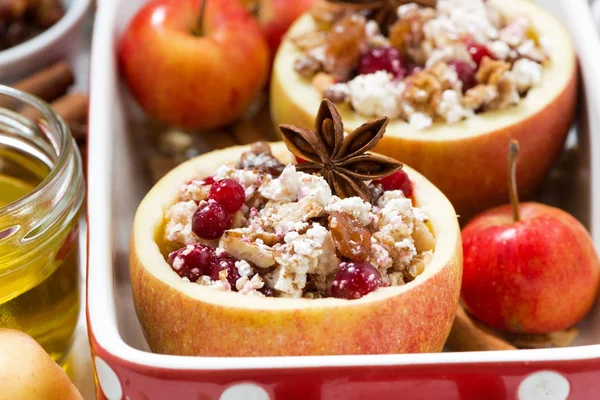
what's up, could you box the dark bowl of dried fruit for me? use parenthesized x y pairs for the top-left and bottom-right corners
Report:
(130, 102), (463, 357)
(0, 0), (90, 81)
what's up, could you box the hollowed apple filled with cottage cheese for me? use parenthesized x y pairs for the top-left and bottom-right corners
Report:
(130, 142), (462, 356)
(271, 0), (577, 221)
(161, 142), (433, 299)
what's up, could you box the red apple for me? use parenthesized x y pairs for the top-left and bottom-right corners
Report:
(258, 0), (317, 55)
(130, 143), (463, 356)
(461, 142), (600, 334)
(119, 0), (270, 130)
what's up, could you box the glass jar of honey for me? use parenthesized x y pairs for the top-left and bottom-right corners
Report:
(0, 85), (84, 365)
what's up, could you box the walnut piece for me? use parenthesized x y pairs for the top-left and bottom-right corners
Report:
(219, 229), (277, 269)
(294, 57), (322, 79)
(462, 84), (499, 111)
(475, 57), (519, 110)
(389, 7), (436, 65)
(290, 30), (327, 52)
(399, 69), (443, 120)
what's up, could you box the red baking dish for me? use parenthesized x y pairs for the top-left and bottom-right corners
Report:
(87, 0), (600, 399)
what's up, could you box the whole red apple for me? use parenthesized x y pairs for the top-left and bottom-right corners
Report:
(119, 0), (270, 130)
(461, 142), (600, 334)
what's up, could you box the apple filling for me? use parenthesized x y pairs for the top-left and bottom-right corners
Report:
(161, 142), (434, 299)
(292, 0), (549, 129)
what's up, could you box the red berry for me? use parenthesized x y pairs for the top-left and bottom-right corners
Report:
(210, 254), (241, 290)
(373, 170), (413, 197)
(201, 176), (215, 185)
(167, 244), (214, 282)
(330, 261), (383, 299)
(464, 38), (495, 66)
(192, 201), (232, 239)
(209, 179), (245, 213)
(296, 156), (308, 164)
(359, 47), (406, 78)
(448, 60), (477, 93)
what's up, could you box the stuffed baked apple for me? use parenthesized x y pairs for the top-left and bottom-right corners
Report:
(130, 100), (462, 356)
(271, 0), (577, 220)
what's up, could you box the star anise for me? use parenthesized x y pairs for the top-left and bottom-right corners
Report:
(326, 0), (436, 33)
(279, 99), (402, 202)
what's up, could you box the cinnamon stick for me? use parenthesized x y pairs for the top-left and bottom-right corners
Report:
(446, 305), (517, 351)
(50, 92), (88, 124)
(20, 92), (88, 122)
(7, 62), (74, 106)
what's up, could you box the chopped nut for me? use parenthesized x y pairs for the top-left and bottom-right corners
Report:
(220, 229), (277, 269)
(406, 250), (432, 281)
(323, 84), (350, 103)
(312, 72), (335, 93)
(412, 219), (435, 252)
(290, 30), (328, 52)
(294, 57), (322, 79)
(231, 210), (246, 229)
(462, 84), (498, 111)
(399, 69), (443, 120)
(310, 1), (350, 28)
(476, 57), (519, 110)
(389, 7), (436, 64)
(476, 56), (511, 86)
(239, 143), (285, 176)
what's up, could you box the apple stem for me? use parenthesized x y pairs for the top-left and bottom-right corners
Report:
(195, 0), (208, 36)
(508, 139), (520, 222)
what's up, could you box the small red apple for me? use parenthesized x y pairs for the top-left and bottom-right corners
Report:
(461, 141), (600, 334)
(257, 0), (317, 56)
(119, 0), (270, 130)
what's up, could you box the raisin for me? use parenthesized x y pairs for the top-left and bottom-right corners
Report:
(328, 211), (371, 261)
(324, 14), (367, 81)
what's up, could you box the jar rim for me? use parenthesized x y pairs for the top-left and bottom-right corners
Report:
(0, 84), (75, 214)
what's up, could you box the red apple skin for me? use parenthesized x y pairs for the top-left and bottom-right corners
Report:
(119, 0), (270, 130)
(259, 0), (317, 55)
(461, 202), (600, 334)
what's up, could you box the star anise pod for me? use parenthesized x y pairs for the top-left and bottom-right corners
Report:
(279, 99), (402, 202)
(326, 0), (436, 33)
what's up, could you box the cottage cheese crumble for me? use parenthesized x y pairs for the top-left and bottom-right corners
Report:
(296, 0), (550, 129)
(162, 146), (434, 298)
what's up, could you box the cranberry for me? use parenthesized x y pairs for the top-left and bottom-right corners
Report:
(167, 244), (214, 282)
(330, 261), (383, 299)
(209, 179), (245, 213)
(201, 176), (215, 185)
(296, 156), (308, 164)
(465, 40), (494, 66)
(210, 255), (241, 290)
(373, 170), (413, 197)
(358, 47), (406, 78)
(192, 201), (232, 239)
(448, 60), (477, 93)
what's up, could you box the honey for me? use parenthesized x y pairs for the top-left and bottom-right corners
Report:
(0, 86), (84, 365)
